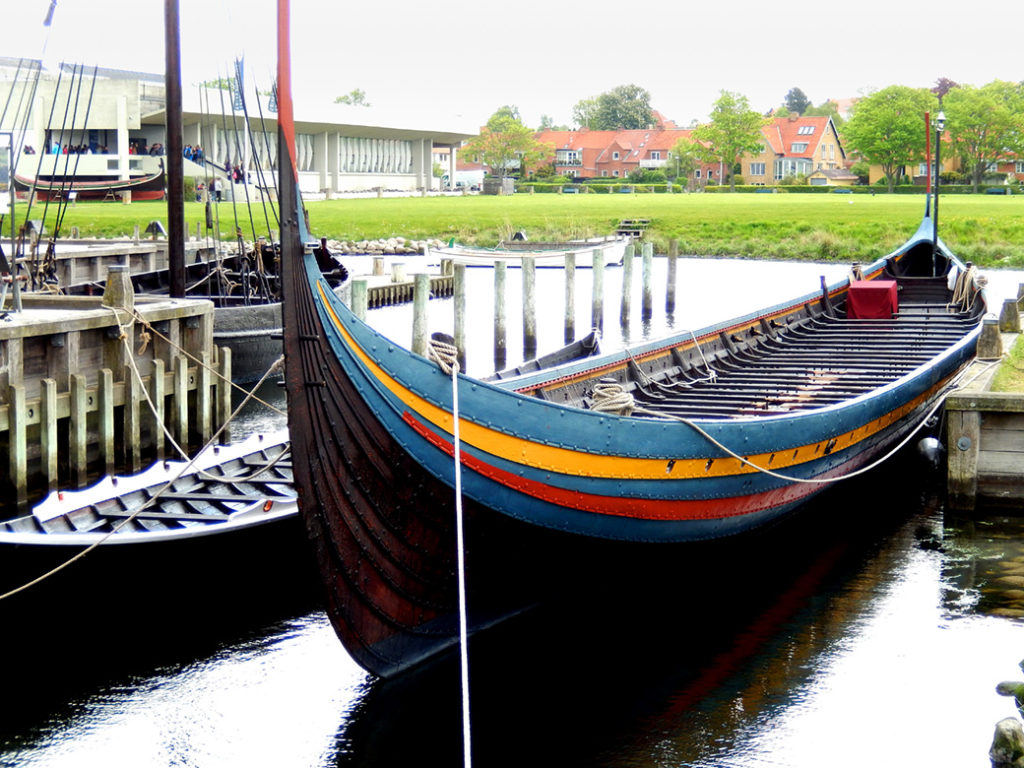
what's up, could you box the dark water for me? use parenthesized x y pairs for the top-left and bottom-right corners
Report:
(3, 258), (1023, 767)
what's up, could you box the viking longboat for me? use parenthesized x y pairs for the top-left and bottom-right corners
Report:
(12, 164), (167, 202)
(274, 14), (984, 680)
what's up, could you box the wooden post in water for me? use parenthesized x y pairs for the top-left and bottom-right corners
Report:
(454, 263), (467, 372)
(351, 279), (368, 320)
(666, 239), (678, 315)
(412, 272), (430, 356)
(591, 249), (604, 333)
(9, 384), (27, 510)
(620, 243), (634, 325)
(523, 256), (537, 359)
(69, 373), (88, 488)
(494, 261), (507, 370)
(40, 378), (58, 495)
(564, 252), (576, 344)
(641, 241), (653, 320)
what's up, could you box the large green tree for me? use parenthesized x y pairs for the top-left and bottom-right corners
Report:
(574, 85), (654, 130)
(462, 108), (553, 183)
(784, 87), (811, 115)
(944, 81), (1024, 191)
(842, 85), (937, 192)
(668, 137), (703, 189)
(692, 91), (767, 191)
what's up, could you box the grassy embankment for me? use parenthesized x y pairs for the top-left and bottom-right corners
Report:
(991, 335), (1024, 392)
(29, 192), (1024, 269)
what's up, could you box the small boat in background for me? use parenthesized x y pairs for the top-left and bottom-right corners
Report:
(13, 163), (166, 202)
(430, 234), (632, 267)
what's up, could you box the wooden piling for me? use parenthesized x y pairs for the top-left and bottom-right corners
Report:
(351, 279), (368, 320)
(40, 378), (58, 494)
(412, 272), (430, 356)
(99, 368), (115, 476)
(494, 261), (507, 370)
(591, 250), (604, 333)
(125, 362), (142, 472)
(642, 241), (653, 320)
(69, 373), (88, 488)
(9, 384), (27, 510)
(620, 243), (634, 325)
(523, 256), (537, 358)
(564, 253), (576, 344)
(152, 358), (167, 461)
(454, 263), (467, 372)
(173, 354), (189, 451)
(667, 239), (678, 314)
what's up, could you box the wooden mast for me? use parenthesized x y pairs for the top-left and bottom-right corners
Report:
(164, 0), (185, 298)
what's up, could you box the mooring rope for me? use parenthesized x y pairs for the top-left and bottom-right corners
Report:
(428, 335), (473, 768)
(127, 307), (286, 417)
(0, 312), (288, 602)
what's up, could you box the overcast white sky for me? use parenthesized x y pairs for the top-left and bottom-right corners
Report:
(8, 0), (1022, 132)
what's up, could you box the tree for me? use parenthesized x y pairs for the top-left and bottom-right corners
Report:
(462, 108), (554, 184)
(692, 91), (767, 191)
(538, 114), (569, 131)
(335, 88), (370, 107)
(945, 81), (1024, 191)
(668, 137), (703, 190)
(932, 77), (959, 104)
(804, 99), (844, 129)
(577, 85), (655, 130)
(784, 87), (811, 115)
(572, 97), (599, 129)
(841, 85), (937, 192)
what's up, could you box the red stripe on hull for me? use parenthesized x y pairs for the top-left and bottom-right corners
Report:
(402, 411), (830, 522)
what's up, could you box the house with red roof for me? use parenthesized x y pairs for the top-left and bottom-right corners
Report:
(536, 127), (720, 183)
(743, 115), (846, 185)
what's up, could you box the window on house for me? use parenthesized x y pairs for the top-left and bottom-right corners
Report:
(797, 126), (815, 135)
(601, 170), (608, 177)
(1016, 161), (1024, 173)
(651, 151), (661, 160)
(695, 169), (701, 178)
(612, 151), (620, 160)
(750, 162), (766, 176)
(613, 169), (619, 177)
(791, 142), (808, 153)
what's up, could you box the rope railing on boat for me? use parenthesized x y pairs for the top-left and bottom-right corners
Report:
(588, 372), (976, 486)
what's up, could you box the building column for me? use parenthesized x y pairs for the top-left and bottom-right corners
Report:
(315, 130), (328, 192)
(448, 145), (457, 188)
(116, 95), (129, 181)
(327, 132), (339, 193)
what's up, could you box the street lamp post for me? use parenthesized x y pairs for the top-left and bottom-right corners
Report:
(932, 111), (945, 276)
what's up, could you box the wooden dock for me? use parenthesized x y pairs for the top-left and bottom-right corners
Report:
(0, 269), (229, 514)
(946, 297), (1024, 510)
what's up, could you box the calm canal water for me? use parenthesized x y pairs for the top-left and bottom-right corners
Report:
(2, 257), (1023, 767)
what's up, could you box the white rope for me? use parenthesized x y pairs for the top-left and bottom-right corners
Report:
(589, 370), (973, 486)
(444, 346), (473, 768)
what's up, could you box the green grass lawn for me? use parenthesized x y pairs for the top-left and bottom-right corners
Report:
(991, 334), (1024, 392)
(17, 192), (1024, 269)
